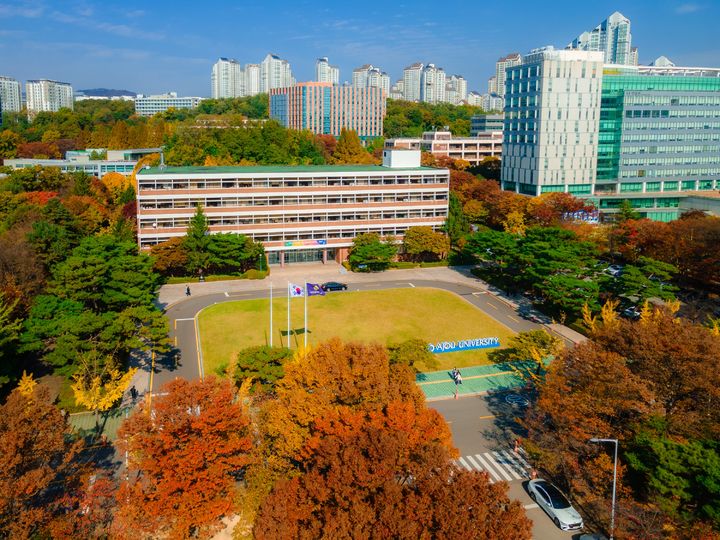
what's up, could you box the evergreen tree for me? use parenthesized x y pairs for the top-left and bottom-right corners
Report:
(444, 192), (471, 246)
(617, 199), (641, 222)
(183, 205), (210, 275)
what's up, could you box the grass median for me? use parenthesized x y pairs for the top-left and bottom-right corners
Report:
(198, 287), (516, 375)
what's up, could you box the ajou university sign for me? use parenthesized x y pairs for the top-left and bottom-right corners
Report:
(427, 337), (501, 354)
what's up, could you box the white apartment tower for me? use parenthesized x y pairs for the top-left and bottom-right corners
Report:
(316, 57), (339, 85)
(245, 64), (260, 95)
(0, 76), (22, 113)
(352, 65), (374, 88)
(25, 79), (73, 116)
(494, 53), (522, 97)
(420, 64), (446, 104)
(568, 11), (633, 65)
(501, 48), (604, 195)
(402, 63), (424, 102)
(211, 58), (245, 98)
(260, 54), (294, 93)
(389, 80), (404, 100)
(446, 75), (468, 105)
(352, 65), (389, 96)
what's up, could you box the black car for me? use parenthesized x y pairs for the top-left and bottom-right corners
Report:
(321, 281), (348, 291)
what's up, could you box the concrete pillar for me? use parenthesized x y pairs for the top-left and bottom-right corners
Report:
(322, 249), (327, 264)
(280, 250), (285, 268)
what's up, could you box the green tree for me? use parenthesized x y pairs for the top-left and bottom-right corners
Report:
(207, 233), (263, 274)
(611, 256), (678, 302)
(150, 237), (188, 277)
(444, 192), (471, 246)
(348, 233), (397, 271)
(226, 345), (293, 393)
(492, 329), (563, 365)
(388, 339), (439, 372)
(0, 294), (22, 388)
(331, 129), (376, 164)
(0, 129), (20, 159)
(617, 199), (641, 222)
(183, 205), (210, 275)
(401, 226), (450, 262)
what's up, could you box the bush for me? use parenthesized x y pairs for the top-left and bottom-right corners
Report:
(389, 261), (418, 269)
(242, 269), (267, 280)
(419, 261), (449, 268)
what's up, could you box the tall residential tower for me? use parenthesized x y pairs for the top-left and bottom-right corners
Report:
(567, 11), (633, 65)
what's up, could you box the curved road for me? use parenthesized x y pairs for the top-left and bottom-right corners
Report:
(152, 278), (545, 394)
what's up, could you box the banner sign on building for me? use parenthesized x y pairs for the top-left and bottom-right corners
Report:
(427, 337), (501, 354)
(284, 239), (327, 247)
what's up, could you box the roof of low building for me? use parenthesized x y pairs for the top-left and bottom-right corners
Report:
(137, 164), (441, 175)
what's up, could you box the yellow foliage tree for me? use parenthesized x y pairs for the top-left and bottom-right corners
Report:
(16, 370), (37, 398)
(582, 303), (598, 334)
(101, 171), (131, 199)
(72, 367), (137, 414)
(503, 210), (527, 236)
(639, 300), (654, 324)
(600, 299), (620, 331)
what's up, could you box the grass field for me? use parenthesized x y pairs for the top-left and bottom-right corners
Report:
(198, 287), (516, 375)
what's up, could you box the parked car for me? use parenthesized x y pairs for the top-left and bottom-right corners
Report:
(321, 281), (348, 292)
(622, 306), (641, 320)
(527, 479), (584, 531)
(605, 264), (624, 277)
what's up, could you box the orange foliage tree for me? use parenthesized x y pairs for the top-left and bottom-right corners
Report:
(113, 377), (253, 539)
(255, 402), (531, 540)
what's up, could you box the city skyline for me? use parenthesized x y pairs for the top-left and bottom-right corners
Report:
(1, 1), (718, 97)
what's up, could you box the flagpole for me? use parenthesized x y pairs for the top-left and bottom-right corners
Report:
(304, 281), (308, 349)
(269, 282), (273, 347)
(287, 282), (291, 349)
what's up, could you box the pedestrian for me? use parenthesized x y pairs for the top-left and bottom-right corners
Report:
(175, 350), (182, 368)
(186, 286), (191, 296)
(130, 385), (138, 402)
(456, 372), (463, 384)
(451, 367), (460, 382)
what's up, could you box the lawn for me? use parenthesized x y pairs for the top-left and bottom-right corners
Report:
(198, 287), (516, 375)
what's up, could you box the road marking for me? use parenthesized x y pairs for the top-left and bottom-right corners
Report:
(175, 318), (194, 321)
(486, 302), (498, 310)
(513, 449), (532, 469)
(149, 350), (155, 393)
(417, 371), (513, 385)
(499, 450), (528, 478)
(507, 315), (519, 322)
(194, 317), (204, 380)
(473, 454), (504, 483)
(492, 451), (523, 481)
(174, 336), (177, 346)
(524, 503), (539, 510)
(224, 291), (229, 297)
(479, 414), (496, 420)
(408, 282), (415, 288)
(472, 291), (487, 296)
(455, 448), (531, 484)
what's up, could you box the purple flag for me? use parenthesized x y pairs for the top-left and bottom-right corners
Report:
(306, 283), (325, 296)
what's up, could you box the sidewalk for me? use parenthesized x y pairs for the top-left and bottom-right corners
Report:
(417, 361), (536, 400)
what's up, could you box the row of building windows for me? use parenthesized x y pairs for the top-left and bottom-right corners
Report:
(621, 145), (720, 155)
(137, 174), (447, 191)
(138, 192), (448, 210)
(622, 156), (720, 166)
(622, 133), (720, 143)
(623, 121), (720, 130)
(620, 168), (720, 178)
(626, 109), (720, 119)
(598, 197), (680, 209)
(139, 209), (447, 229)
(625, 95), (720, 106)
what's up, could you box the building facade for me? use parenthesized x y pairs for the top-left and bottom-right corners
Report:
(385, 131), (502, 165)
(260, 54), (294, 93)
(211, 58), (245, 98)
(501, 48), (720, 221)
(135, 93), (203, 116)
(25, 79), (73, 116)
(269, 82), (385, 139)
(352, 65), (389, 95)
(568, 11), (633, 65)
(4, 158), (137, 176)
(402, 63), (424, 102)
(493, 53), (522, 98)
(316, 57), (340, 85)
(0, 76), (22, 114)
(135, 149), (449, 265)
(471, 114), (504, 135)
(420, 64), (446, 104)
(445, 75), (468, 105)
(246, 64), (261, 95)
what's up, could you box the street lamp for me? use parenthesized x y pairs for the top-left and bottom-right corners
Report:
(589, 438), (619, 540)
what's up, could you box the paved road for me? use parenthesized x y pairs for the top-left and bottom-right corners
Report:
(430, 394), (583, 540)
(155, 278), (545, 392)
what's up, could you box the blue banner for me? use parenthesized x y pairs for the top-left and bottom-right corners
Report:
(427, 337), (501, 354)
(306, 283), (325, 296)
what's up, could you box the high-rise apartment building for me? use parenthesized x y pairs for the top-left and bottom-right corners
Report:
(402, 63), (424, 102)
(501, 48), (604, 195)
(316, 57), (339, 85)
(260, 54), (294, 93)
(494, 53), (522, 98)
(567, 11), (633, 65)
(487, 75), (498, 95)
(135, 92), (203, 116)
(420, 64), (446, 104)
(501, 48), (720, 221)
(482, 94), (504, 111)
(352, 65), (374, 88)
(211, 58), (245, 98)
(445, 75), (468, 105)
(0, 76), (22, 114)
(390, 80), (404, 100)
(352, 65), (389, 95)
(25, 79), (73, 116)
(269, 82), (385, 139)
(245, 64), (260, 95)
(467, 91), (483, 107)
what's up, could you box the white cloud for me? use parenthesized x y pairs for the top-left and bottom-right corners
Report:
(675, 3), (702, 14)
(0, 2), (44, 18)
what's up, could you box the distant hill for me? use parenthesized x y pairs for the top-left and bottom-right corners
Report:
(77, 88), (136, 97)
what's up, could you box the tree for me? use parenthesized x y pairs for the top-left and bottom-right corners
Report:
(617, 199), (641, 222)
(611, 256), (678, 302)
(207, 232), (263, 274)
(255, 403), (531, 540)
(348, 233), (397, 271)
(114, 377), (253, 539)
(388, 338), (439, 372)
(150, 237), (189, 277)
(495, 329), (563, 364)
(331, 129), (376, 164)
(184, 205), (210, 275)
(444, 192), (471, 246)
(401, 226), (450, 262)
(226, 345), (293, 393)
(502, 210), (526, 236)
(0, 129), (20, 159)
(0, 384), (86, 538)
(463, 199), (489, 225)
(0, 293), (21, 388)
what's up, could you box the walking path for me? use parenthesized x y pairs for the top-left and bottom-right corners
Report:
(417, 361), (536, 400)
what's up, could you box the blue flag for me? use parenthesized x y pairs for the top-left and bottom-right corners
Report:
(306, 283), (325, 296)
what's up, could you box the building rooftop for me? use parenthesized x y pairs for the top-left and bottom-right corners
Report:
(137, 164), (440, 175)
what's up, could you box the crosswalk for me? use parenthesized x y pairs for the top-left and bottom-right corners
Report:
(455, 448), (531, 483)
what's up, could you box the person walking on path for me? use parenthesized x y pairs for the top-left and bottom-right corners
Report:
(452, 367), (462, 399)
(186, 286), (191, 297)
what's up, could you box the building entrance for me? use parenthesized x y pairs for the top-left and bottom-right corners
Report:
(267, 249), (335, 265)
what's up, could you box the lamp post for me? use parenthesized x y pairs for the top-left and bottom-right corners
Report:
(589, 438), (619, 540)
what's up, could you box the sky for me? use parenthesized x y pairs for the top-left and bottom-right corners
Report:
(1, 0), (719, 97)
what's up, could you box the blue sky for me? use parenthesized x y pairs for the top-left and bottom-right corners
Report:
(1, 0), (718, 96)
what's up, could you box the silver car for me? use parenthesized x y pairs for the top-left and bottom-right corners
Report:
(528, 479), (584, 531)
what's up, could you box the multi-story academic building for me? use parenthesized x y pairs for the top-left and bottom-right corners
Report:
(269, 82), (386, 139)
(135, 92), (203, 117)
(385, 131), (502, 165)
(135, 150), (449, 265)
(501, 47), (720, 221)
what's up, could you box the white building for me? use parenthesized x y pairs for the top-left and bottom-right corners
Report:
(352, 65), (373, 88)
(493, 53), (522, 98)
(352, 64), (389, 95)
(420, 64), (446, 104)
(487, 75), (498, 95)
(260, 54), (294, 93)
(245, 64), (260, 95)
(211, 58), (245, 98)
(25, 79), (73, 116)
(389, 80), (404, 100)
(501, 47), (604, 195)
(135, 92), (203, 116)
(316, 57), (339, 85)
(0, 76), (22, 114)
(467, 91), (483, 107)
(445, 75), (468, 105)
(481, 93), (504, 111)
(567, 11), (633, 65)
(402, 63), (424, 102)
(385, 131), (503, 166)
